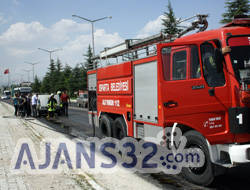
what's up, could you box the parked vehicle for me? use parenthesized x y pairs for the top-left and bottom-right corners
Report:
(37, 95), (50, 116)
(1, 90), (11, 99)
(37, 94), (61, 116)
(87, 15), (250, 186)
(14, 87), (32, 96)
(77, 93), (88, 107)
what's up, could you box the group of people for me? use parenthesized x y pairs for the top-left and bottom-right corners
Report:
(47, 91), (70, 118)
(13, 93), (39, 117)
(12, 90), (70, 118)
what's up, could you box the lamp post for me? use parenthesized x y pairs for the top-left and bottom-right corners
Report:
(23, 70), (32, 82)
(71, 14), (112, 56)
(38, 48), (63, 63)
(17, 74), (25, 84)
(25, 62), (40, 83)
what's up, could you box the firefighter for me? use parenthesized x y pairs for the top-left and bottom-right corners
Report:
(197, 46), (231, 79)
(47, 94), (57, 118)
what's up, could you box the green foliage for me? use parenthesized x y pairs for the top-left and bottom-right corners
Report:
(31, 75), (41, 93)
(220, 0), (250, 24)
(36, 47), (89, 97)
(54, 59), (64, 92)
(83, 45), (94, 70)
(162, 0), (182, 35)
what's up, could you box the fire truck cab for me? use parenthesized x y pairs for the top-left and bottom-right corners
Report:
(88, 15), (250, 186)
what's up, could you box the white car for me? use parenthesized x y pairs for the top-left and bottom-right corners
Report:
(77, 93), (88, 108)
(1, 95), (7, 100)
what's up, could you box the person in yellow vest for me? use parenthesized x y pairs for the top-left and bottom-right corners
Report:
(47, 94), (57, 118)
(197, 46), (231, 79)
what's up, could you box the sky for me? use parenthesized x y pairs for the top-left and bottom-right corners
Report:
(0, 0), (227, 86)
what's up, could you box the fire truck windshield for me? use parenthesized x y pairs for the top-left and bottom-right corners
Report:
(228, 36), (250, 83)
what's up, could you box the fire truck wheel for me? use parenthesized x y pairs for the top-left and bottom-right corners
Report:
(182, 130), (214, 186)
(113, 117), (127, 140)
(100, 115), (114, 138)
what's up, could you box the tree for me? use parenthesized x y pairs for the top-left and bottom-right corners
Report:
(83, 45), (94, 70)
(54, 58), (64, 92)
(67, 64), (87, 97)
(220, 0), (250, 24)
(40, 75), (51, 94)
(60, 64), (72, 92)
(32, 75), (41, 93)
(162, 0), (182, 35)
(48, 59), (57, 93)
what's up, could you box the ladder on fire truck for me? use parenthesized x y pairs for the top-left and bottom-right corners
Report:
(92, 14), (209, 68)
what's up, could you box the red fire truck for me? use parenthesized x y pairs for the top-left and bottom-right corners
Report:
(87, 14), (250, 186)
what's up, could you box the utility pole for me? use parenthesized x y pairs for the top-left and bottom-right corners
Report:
(25, 62), (40, 83)
(17, 74), (25, 86)
(23, 70), (32, 82)
(38, 48), (62, 63)
(71, 15), (112, 56)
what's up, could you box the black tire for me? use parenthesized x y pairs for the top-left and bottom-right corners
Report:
(113, 117), (127, 140)
(100, 115), (113, 138)
(182, 130), (214, 186)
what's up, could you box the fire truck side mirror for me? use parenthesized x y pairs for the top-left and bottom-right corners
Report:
(214, 48), (223, 73)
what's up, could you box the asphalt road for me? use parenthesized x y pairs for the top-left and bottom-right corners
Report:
(67, 102), (89, 124)
(2, 98), (250, 189)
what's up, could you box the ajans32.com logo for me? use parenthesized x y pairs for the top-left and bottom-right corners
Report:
(10, 127), (204, 174)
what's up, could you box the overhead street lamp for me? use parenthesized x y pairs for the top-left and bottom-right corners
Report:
(23, 70), (32, 82)
(25, 62), (40, 83)
(71, 14), (112, 56)
(38, 48), (63, 62)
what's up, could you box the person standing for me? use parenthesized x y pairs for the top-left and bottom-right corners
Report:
(26, 94), (31, 117)
(60, 91), (70, 116)
(32, 93), (38, 118)
(13, 94), (19, 116)
(47, 94), (57, 118)
(19, 95), (26, 117)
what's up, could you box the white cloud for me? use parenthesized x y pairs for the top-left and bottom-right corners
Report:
(50, 19), (91, 42)
(0, 13), (11, 24)
(136, 15), (165, 38)
(6, 48), (35, 57)
(0, 19), (124, 82)
(95, 29), (123, 48)
(136, 15), (192, 39)
(0, 22), (47, 44)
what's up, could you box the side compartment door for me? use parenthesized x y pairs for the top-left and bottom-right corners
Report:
(134, 60), (158, 123)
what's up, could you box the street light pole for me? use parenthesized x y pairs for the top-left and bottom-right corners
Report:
(38, 48), (63, 63)
(23, 70), (32, 82)
(71, 15), (112, 56)
(25, 62), (40, 83)
(17, 74), (25, 84)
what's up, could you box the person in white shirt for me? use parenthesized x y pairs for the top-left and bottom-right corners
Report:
(31, 93), (38, 117)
